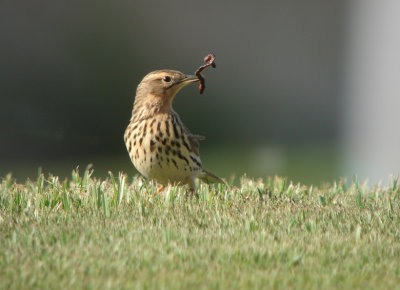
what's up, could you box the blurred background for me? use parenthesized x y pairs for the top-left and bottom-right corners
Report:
(1, 0), (399, 185)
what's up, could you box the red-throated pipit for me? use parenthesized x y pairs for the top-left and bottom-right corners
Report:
(124, 70), (223, 195)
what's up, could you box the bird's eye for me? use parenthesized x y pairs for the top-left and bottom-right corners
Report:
(162, 76), (172, 82)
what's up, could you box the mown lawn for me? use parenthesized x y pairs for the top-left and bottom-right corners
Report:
(1, 168), (399, 289)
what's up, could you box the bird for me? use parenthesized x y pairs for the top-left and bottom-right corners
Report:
(124, 69), (223, 195)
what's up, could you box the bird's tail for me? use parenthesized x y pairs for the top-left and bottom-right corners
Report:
(198, 169), (224, 184)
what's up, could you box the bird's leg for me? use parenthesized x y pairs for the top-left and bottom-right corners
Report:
(154, 185), (165, 196)
(188, 180), (198, 199)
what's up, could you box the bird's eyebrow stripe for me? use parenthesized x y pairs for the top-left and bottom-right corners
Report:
(151, 72), (172, 79)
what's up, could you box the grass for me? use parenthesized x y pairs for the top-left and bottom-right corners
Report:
(1, 167), (399, 289)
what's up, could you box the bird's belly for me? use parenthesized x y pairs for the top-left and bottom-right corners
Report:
(129, 133), (202, 185)
(134, 150), (200, 185)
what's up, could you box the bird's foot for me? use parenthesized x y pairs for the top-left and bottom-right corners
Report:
(189, 187), (199, 199)
(154, 185), (165, 196)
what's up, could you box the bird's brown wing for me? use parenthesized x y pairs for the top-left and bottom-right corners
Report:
(174, 112), (205, 156)
(186, 134), (205, 156)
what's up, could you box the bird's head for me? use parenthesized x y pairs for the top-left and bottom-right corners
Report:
(133, 70), (198, 115)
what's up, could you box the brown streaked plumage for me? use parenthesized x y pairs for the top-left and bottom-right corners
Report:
(124, 70), (223, 194)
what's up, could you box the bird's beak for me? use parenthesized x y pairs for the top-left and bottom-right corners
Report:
(176, 75), (199, 86)
(167, 75), (199, 92)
